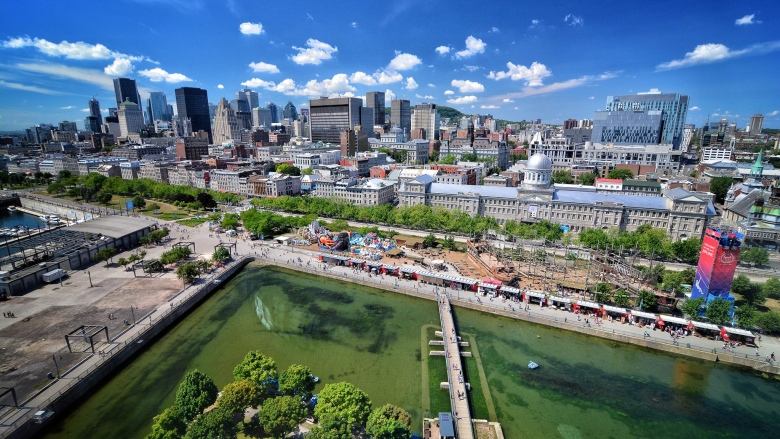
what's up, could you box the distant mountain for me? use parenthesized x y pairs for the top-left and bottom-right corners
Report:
(436, 105), (465, 121)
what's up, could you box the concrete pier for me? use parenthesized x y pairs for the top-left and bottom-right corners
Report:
(436, 292), (474, 439)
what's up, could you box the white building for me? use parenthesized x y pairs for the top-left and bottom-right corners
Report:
(313, 178), (396, 206)
(212, 98), (240, 144)
(411, 103), (440, 140)
(118, 100), (144, 138)
(293, 150), (341, 169)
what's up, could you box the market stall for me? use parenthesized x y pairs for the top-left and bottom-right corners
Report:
(574, 300), (601, 315)
(690, 320), (720, 338)
(602, 305), (628, 320)
(723, 326), (757, 346)
(549, 296), (571, 310)
(500, 286), (521, 300)
(629, 310), (657, 326)
(658, 315), (690, 331)
(400, 266), (418, 280)
(524, 290), (546, 305)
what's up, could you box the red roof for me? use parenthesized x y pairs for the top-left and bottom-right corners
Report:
(596, 178), (623, 184)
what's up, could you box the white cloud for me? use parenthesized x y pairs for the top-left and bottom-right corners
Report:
(768, 110), (779, 117)
(427, 83), (435, 88)
(564, 14), (584, 27)
(139, 67), (192, 83)
(529, 19), (541, 29)
(455, 36), (486, 59)
(241, 77), (275, 88)
(3, 36), (115, 60)
(435, 45), (451, 55)
(351, 21), (358, 29)
(405, 77), (418, 90)
(374, 70), (403, 84)
(689, 106), (700, 111)
(15, 62), (114, 90)
(494, 71), (618, 100)
(60, 105), (74, 109)
(80, 108), (90, 113)
(217, 83), (224, 89)
(248, 61), (280, 73)
(0, 79), (62, 95)
(735, 14), (760, 26)
(415, 94), (434, 100)
(388, 52), (422, 71)
(240, 73), (355, 97)
(588, 96), (595, 100)
(385, 89), (396, 103)
(447, 95), (478, 105)
(462, 65), (481, 72)
(489, 26), (500, 33)
(502, 98), (514, 103)
(488, 61), (551, 86)
(443, 90), (455, 96)
(480, 104), (499, 109)
(451, 79), (485, 93)
(290, 38), (338, 65)
(349, 71), (377, 85)
(638, 88), (662, 95)
(103, 57), (134, 76)
(239, 22), (264, 35)
(657, 41), (780, 70)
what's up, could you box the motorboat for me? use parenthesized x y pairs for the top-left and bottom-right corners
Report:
(6, 206), (17, 212)
(528, 361), (540, 370)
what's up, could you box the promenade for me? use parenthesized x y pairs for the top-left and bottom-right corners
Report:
(436, 293), (474, 439)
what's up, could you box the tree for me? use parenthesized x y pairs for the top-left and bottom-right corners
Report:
(661, 270), (684, 294)
(232, 351), (278, 397)
(302, 167), (313, 175)
(732, 274), (765, 305)
(762, 277), (780, 300)
(671, 239), (702, 264)
(741, 247), (769, 267)
(275, 163), (302, 176)
(578, 172), (597, 186)
(184, 406), (236, 439)
(637, 290), (657, 311)
(314, 382), (372, 437)
(146, 405), (187, 439)
(422, 233), (437, 248)
(117, 257), (128, 270)
(144, 259), (164, 273)
(212, 247), (231, 264)
(705, 298), (732, 325)
(735, 305), (756, 329)
(709, 176), (732, 204)
(96, 247), (117, 267)
(175, 370), (219, 421)
(607, 168), (633, 180)
(680, 297), (705, 318)
(594, 283), (613, 304)
(552, 170), (573, 184)
(279, 364), (315, 397)
(176, 262), (201, 285)
(218, 379), (260, 415)
(196, 192), (216, 209)
(96, 191), (113, 205)
(438, 154), (456, 165)
(365, 404), (412, 439)
(442, 235), (457, 251)
(220, 213), (240, 230)
(756, 311), (780, 335)
(613, 289), (631, 307)
(258, 396), (306, 439)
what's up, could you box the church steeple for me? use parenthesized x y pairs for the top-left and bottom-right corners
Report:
(751, 149), (764, 178)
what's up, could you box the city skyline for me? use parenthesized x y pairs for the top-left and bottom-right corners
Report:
(0, 0), (779, 130)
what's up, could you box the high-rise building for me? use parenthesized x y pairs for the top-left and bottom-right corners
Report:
(308, 97), (363, 143)
(591, 110), (664, 144)
(603, 92), (689, 149)
(88, 98), (102, 124)
(113, 78), (140, 107)
(175, 87), (212, 142)
(212, 98), (240, 144)
(563, 119), (578, 130)
(749, 114), (764, 136)
(237, 89), (259, 110)
(231, 98), (252, 130)
(365, 92), (385, 126)
(58, 121), (78, 132)
(267, 102), (279, 123)
(360, 107), (374, 130)
(253, 107), (273, 129)
(148, 92), (171, 122)
(411, 103), (440, 140)
(391, 99), (411, 136)
(283, 101), (298, 120)
(118, 99), (144, 137)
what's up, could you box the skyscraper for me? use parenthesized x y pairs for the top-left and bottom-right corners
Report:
(749, 114), (764, 136)
(118, 100), (144, 137)
(85, 98), (102, 132)
(252, 107), (273, 129)
(267, 102), (279, 123)
(391, 99), (411, 136)
(175, 87), (212, 142)
(591, 110), (664, 144)
(237, 89), (259, 110)
(603, 92), (689, 149)
(231, 98), (252, 131)
(113, 78), (140, 107)
(308, 97), (362, 143)
(88, 98), (102, 123)
(148, 92), (171, 122)
(365, 92), (385, 126)
(283, 101), (298, 120)
(411, 103), (440, 140)
(212, 98), (240, 144)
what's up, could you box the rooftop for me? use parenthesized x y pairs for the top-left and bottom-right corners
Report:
(68, 215), (155, 238)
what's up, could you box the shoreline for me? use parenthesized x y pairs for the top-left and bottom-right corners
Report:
(254, 259), (780, 378)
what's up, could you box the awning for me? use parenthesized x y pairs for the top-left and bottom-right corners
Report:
(400, 266), (417, 273)
(602, 305), (627, 314)
(724, 327), (755, 338)
(525, 291), (546, 299)
(350, 258), (364, 264)
(549, 296), (571, 304)
(630, 310), (657, 320)
(576, 300), (600, 309)
(480, 283), (498, 289)
(382, 265), (399, 270)
(659, 315), (689, 326)
(501, 286), (520, 295)
(691, 321), (720, 331)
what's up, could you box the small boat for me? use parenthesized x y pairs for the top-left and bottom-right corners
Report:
(528, 361), (540, 370)
(7, 206), (17, 212)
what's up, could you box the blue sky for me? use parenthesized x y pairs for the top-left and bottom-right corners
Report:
(1, 0), (779, 130)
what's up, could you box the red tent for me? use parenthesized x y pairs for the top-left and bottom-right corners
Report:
(656, 316), (665, 328)
(720, 326), (730, 342)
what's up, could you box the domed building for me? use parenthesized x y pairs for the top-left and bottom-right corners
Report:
(521, 153), (553, 190)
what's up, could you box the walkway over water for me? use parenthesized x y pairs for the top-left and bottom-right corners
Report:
(436, 292), (474, 439)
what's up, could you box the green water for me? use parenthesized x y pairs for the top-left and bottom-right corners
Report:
(42, 266), (780, 438)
